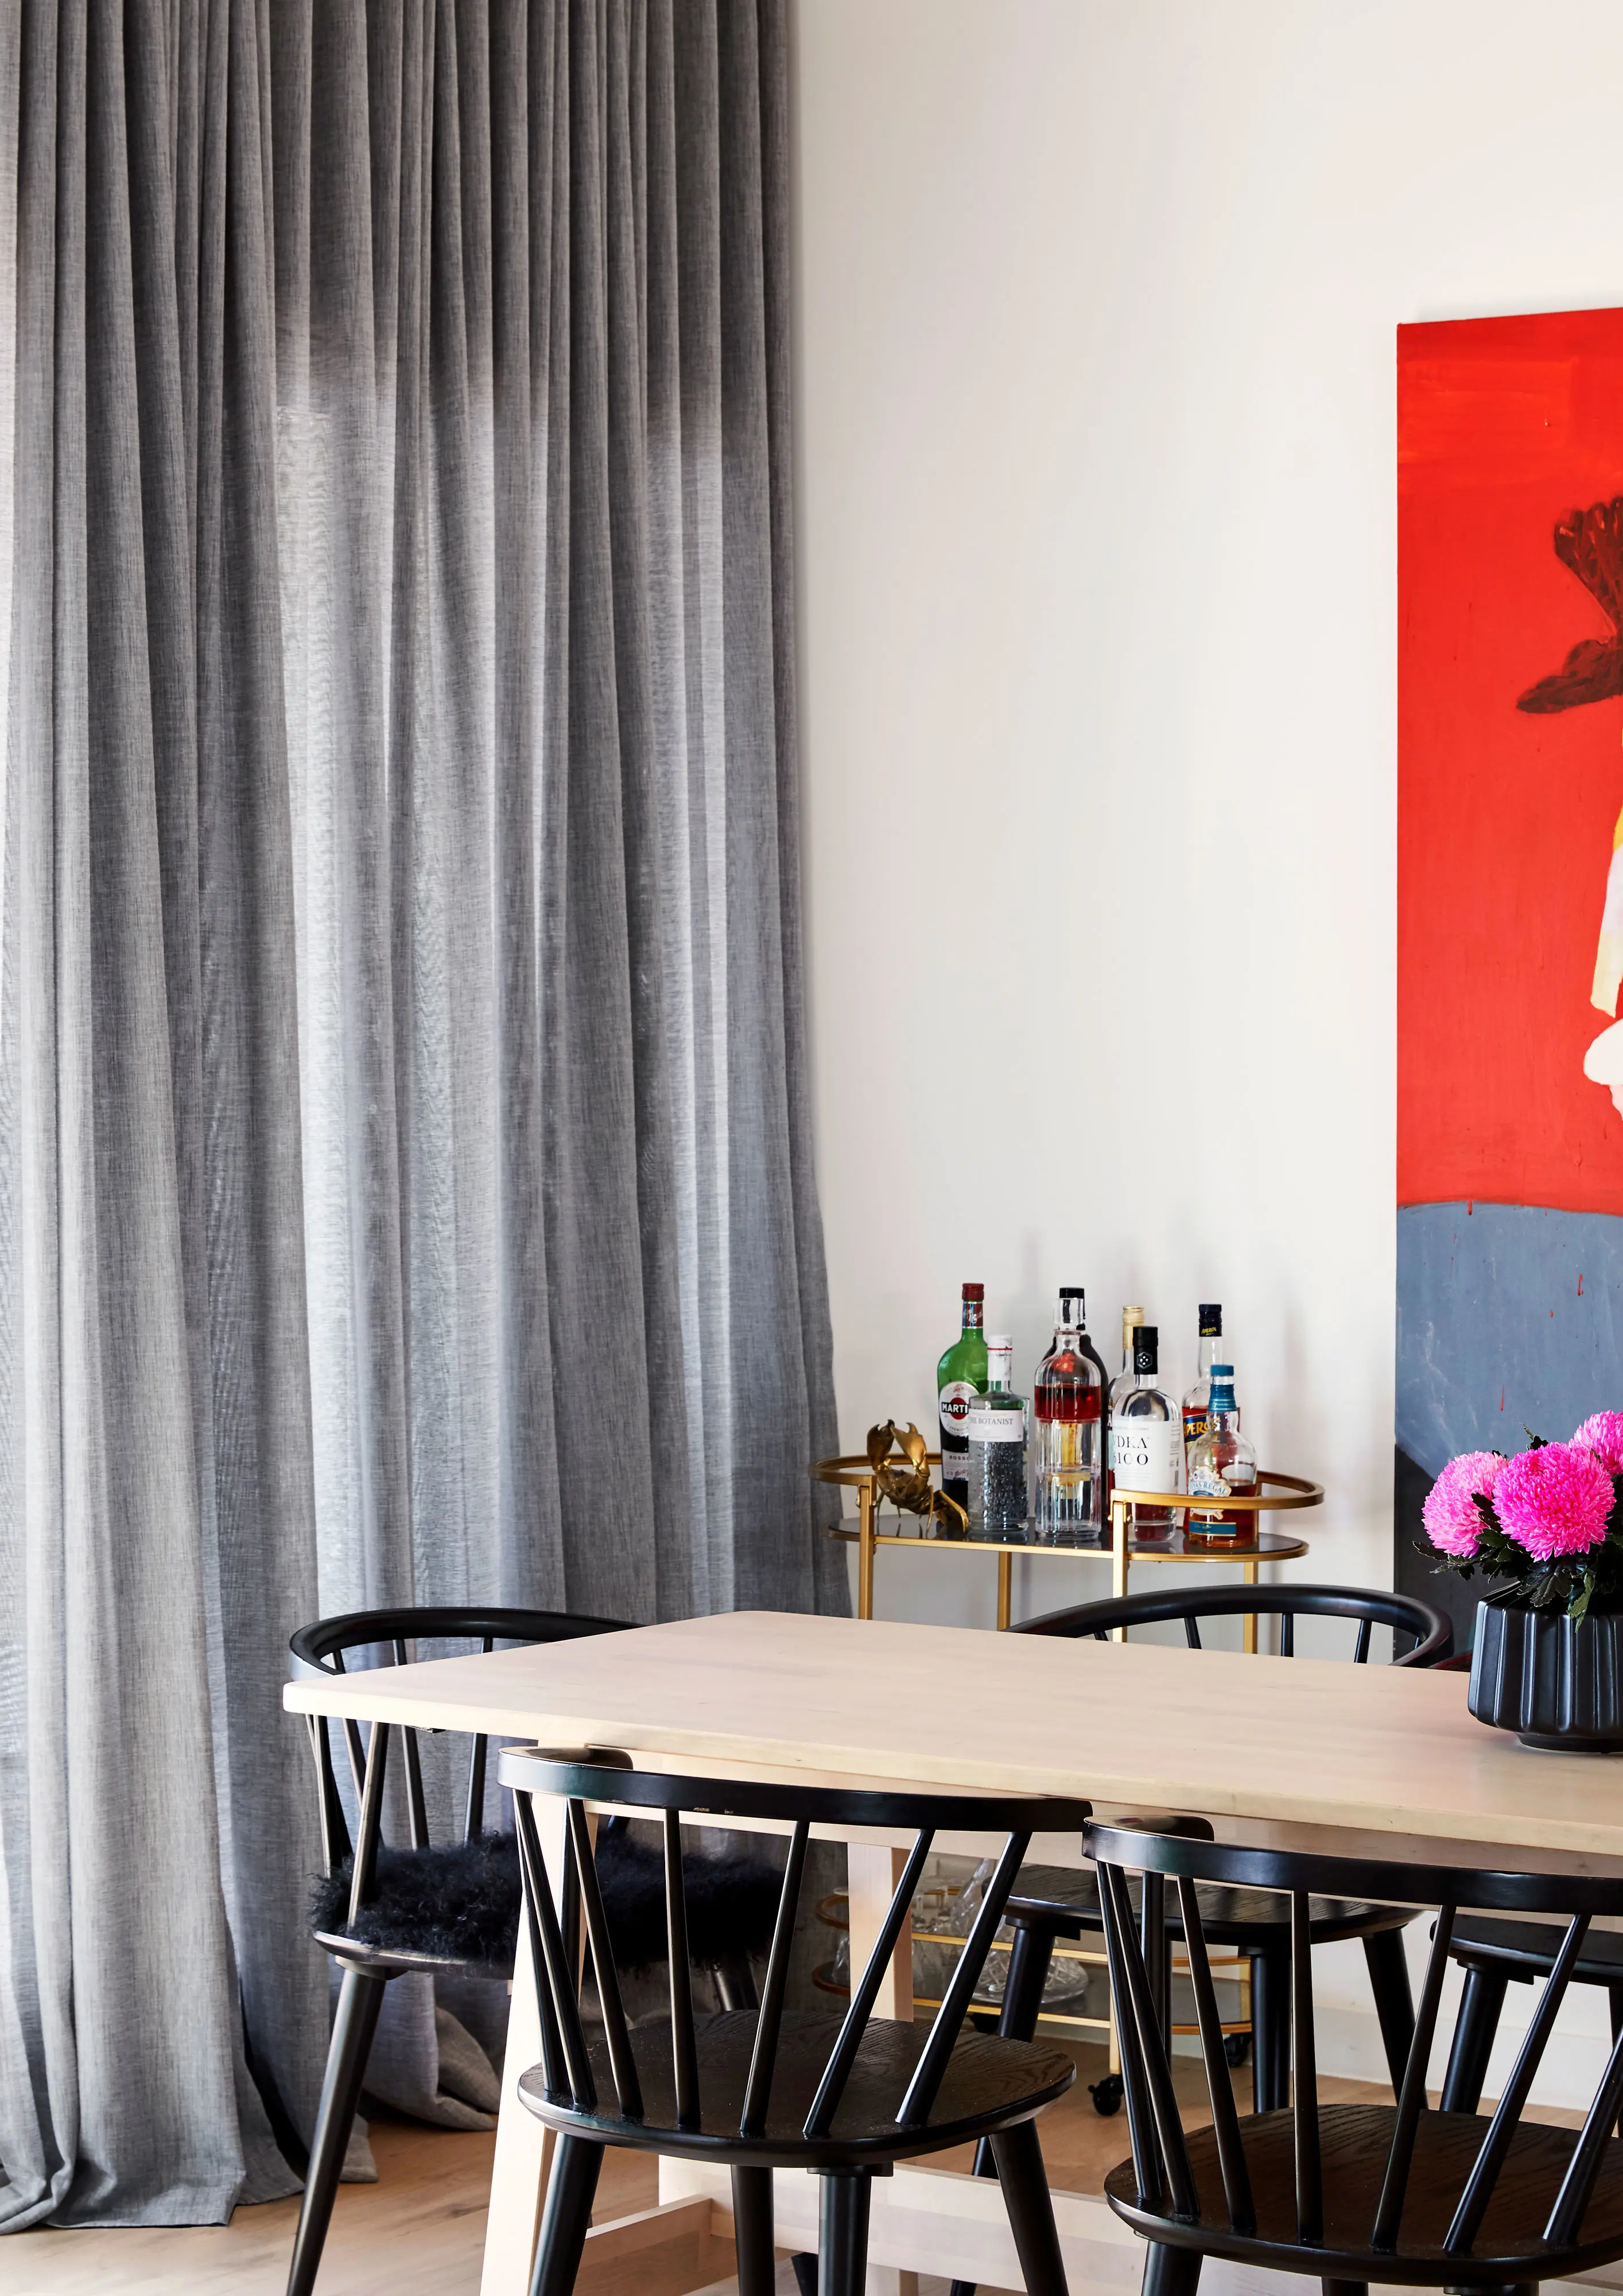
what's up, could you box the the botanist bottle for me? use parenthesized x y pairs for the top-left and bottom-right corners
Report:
(936, 1282), (988, 1516)
(965, 1335), (1027, 1537)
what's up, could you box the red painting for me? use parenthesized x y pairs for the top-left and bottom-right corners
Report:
(1399, 307), (1623, 1215)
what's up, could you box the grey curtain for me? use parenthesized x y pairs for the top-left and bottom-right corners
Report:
(0, 0), (840, 2231)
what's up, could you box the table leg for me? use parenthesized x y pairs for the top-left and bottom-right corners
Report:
(847, 1841), (914, 2023)
(479, 1794), (591, 2296)
(1244, 1555), (1258, 1655)
(1111, 1498), (1129, 1633)
(996, 1550), (1012, 1632)
(847, 1844), (915, 2294)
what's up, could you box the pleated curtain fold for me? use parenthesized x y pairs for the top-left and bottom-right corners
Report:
(0, 0), (840, 2229)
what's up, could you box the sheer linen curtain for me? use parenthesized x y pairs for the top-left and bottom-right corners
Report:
(0, 0), (840, 2232)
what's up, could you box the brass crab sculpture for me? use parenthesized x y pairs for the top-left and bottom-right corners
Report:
(865, 1419), (969, 1538)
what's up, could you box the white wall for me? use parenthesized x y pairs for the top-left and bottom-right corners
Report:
(794, 0), (1623, 1628)
(792, 0), (1623, 2087)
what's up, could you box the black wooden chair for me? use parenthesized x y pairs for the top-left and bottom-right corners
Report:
(1008, 1584), (1451, 2105)
(942, 1584), (1451, 2296)
(1427, 1654), (1623, 2119)
(496, 1744), (1094, 2296)
(285, 1607), (782, 2296)
(1088, 1809), (1623, 2296)
(1440, 1920), (1623, 2117)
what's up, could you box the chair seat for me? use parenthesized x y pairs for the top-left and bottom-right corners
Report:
(309, 1828), (781, 1976)
(1451, 1913), (1623, 1986)
(1104, 2101), (1623, 2282)
(518, 2005), (1074, 2168)
(1007, 1863), (1414, 1949)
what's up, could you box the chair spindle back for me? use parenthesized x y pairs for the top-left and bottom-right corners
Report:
(1089, 1815), (1623, 2260)
(500, 1748), (1093, 2143)
(1018, 1583), (1452, 1668)
(289, 1605), (628, 1900)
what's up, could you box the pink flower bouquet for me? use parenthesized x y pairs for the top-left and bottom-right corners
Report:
(1422, 1420), (1623, 1618)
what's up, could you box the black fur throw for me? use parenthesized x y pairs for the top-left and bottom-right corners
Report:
(309, 1834), (522, 1965)
(309, 1826), (783, 1974)
(594, 1828), (783, 1971)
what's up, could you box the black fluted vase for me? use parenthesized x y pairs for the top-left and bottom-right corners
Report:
(1468, 1599), (1623, 1751)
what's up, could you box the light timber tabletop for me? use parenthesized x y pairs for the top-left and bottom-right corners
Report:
(284, 1606), (1623, 1863)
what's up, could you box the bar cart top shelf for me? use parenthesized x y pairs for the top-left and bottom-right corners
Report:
(813, 1450), (1322, 1631)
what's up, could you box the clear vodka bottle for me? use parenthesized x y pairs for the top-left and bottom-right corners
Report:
(1109, 1324), (1182, 1539)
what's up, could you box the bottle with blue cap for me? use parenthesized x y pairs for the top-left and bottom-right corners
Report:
(1185, 1360), (1259, 1543)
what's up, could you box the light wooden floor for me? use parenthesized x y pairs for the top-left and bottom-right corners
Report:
(2, 2111), (654, 2296)
(3, 2042), (1559, 2296)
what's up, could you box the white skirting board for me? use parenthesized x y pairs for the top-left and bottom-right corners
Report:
(659, 2155), (1623, 2296)
(662, 2154), (1152, 2293)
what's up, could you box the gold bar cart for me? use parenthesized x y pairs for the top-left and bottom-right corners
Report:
(815, 1450), (1323, 1643)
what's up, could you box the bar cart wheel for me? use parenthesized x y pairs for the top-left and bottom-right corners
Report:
(1088, 2072), (1124, 2116)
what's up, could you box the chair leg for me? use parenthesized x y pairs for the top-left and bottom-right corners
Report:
(732, 2166), (776, 2296)
(713, 1952), (760, 2012)
(1251, 1950), (1291, 2113)
(999, 1920), (1059, 2045)
(817, 2170), (873, 2296)
(1362, 1926), (1416, 2093)
(948, 1919), (1060, 2296)
(790, 2257), (818, 2296)
(285, 1967), (389, 2296)
(529, 2134), (604, 2296)
(1440, 1967), (1509, 2113)
(1141, 2241), (1202, 2296)
(990, 2119), (1069, 2296)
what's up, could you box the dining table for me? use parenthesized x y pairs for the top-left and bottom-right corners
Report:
(283, 1607), (1623, 2296)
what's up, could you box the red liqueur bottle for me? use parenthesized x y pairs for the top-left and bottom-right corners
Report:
(1030, 1287), (1104, 1545)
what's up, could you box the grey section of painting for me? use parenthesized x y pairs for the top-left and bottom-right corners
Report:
(1397, 1201), (1623, 1476)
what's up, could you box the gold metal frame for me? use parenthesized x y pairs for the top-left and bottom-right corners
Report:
(816, 1452), (1323, 1636)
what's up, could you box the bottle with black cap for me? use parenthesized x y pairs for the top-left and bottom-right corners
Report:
(1108, 1323), (1182, 1539)
(1182, 1302), (1224, 1473)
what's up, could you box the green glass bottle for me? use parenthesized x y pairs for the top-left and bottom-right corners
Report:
(937, 1282), (988, 1517)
